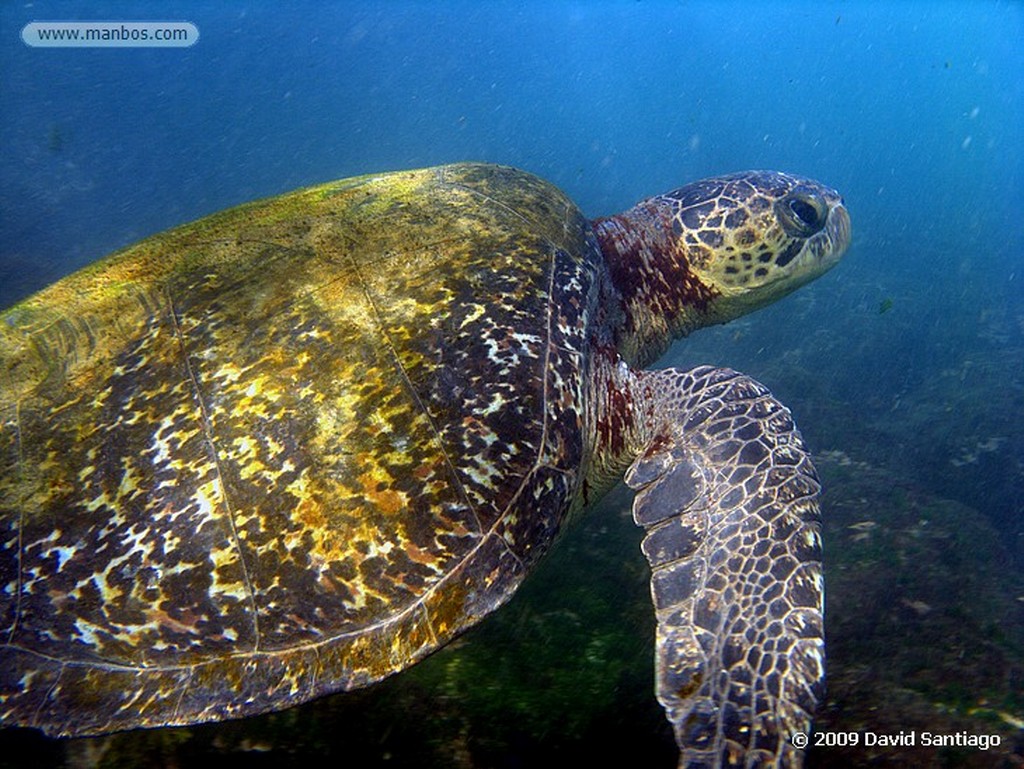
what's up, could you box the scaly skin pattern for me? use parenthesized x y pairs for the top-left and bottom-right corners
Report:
(584, 171), (849, 493)
(593, 171), (850, 368)
(623, 366), (826, 768)
(0, 164), (602, 733)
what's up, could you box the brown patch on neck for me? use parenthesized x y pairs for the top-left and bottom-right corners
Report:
(592, 201), (719, 366)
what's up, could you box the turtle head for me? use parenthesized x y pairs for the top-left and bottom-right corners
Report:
(668, 171), (850, 311)
(593, 170), (851, 366)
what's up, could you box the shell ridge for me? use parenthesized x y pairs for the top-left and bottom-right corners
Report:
(165, 286), (262, 652)
(342, 247), (486, 536)
(468, 236), (578, 563)
(169, 667), (194, 722)
(2, 527), (531, 673)
(5, 401), (25, 646)
(535, 241), (558, 466)
(32, 660), (65, 728)
(417, 602), (438, 647)
(448, 182), (535, 231)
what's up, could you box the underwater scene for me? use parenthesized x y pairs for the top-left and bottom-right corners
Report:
(0, 1), (1021, 767)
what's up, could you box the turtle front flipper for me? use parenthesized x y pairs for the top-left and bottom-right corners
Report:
(625, 365), (824, 768)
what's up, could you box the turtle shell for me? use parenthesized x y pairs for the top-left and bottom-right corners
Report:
(0, 163), (602, 735)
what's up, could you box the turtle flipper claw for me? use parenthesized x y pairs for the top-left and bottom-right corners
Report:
(626, 366), (824, 768)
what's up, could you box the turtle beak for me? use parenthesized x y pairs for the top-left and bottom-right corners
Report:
(824, 199), (852, 269)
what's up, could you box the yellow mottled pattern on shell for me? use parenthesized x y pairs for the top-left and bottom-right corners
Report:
(0, 164), (600, 735)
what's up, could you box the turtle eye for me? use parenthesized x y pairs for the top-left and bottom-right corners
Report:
(777, 190), (828, 238)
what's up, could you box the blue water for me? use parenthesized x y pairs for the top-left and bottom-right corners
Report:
(3, 0), (1020, 543)
(1, 1), (1021, 764)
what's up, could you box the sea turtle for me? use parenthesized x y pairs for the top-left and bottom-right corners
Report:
(0, 163), (849, 766)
